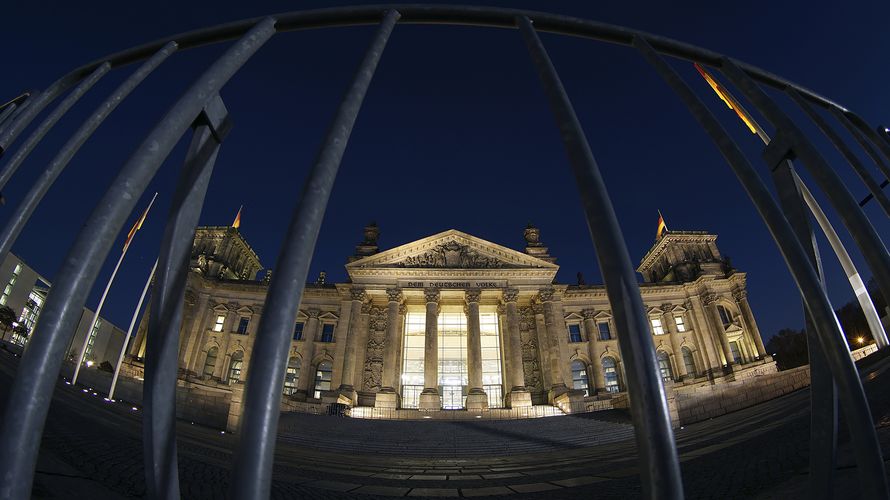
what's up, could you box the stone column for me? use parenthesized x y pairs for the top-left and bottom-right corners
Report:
(419, 288), (441, 410)
(130, 305), (151, 357)
(532, 303), (555, 390)
(297, 309), (320, 397)
(582, 309), (605, 392)
(338, 286), (366, 402)
(464, 289), (488, 410)
(687, 296), (719, 374)
(352, 302), (372, 392)
(503, 288), (531, 408)
(659, 306), (682, 380)
(703, 292), (734, 370)
(734, 289), (766, 356)
(540, 287), (568, 401)
(375, 288), (403, 409)
(183, 293), (212, 373)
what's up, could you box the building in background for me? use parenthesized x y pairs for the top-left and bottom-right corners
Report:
(127, 222), (773, 417)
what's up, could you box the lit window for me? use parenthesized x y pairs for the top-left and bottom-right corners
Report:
(603, 357), (620, 393)
(480, 309), (504, 408)
(213, 315), (225, 332)
(228, 351), (244, 382)
(203, 347), (218, 377)
(571, 360), (589, 397)
(401, 310), (426, 408)
(657, 351), (673, 382)
(320, 324), (335, 343)
(674, 315), (686, 332)
(237, 317), (250, 334)
(439, 308), (468, 409)
(598, 322), (612, 341)
(283, 357), (301, 395)
(313, 361), (333, 399)
(651, 318), (665, 335)
(293, 322), (304, 340)
(85, 319), (101, 360)
(568, 324), (582, 343)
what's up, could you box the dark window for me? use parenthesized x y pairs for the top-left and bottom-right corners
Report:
(657, 351), (673, 383)
(571, 360), (589, 397)
(717, 305), (732, 328)
(568, 324), (582, 343)
(293, 322), (304, 340)
(682, 347), (696, 376)
(320, 323), (335, 343)
(237, 317), (250, 334)
(598, 322), (612, 340)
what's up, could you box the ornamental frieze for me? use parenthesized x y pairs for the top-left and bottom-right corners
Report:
(399, 241), (508, 269)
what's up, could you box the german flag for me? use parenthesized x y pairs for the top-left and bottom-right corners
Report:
(656, 210), (668, 240)
(232, 205), (242, 229)
(124, 193), (157, 250)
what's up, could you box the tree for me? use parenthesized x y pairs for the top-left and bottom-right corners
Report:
(0, 305), (16, 339)
(765, 328), (808, 371)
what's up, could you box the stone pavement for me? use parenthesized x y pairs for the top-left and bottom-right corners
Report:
(3, 347), (890, 499)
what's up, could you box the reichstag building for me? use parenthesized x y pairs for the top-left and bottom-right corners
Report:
(128, 222), (771, 414)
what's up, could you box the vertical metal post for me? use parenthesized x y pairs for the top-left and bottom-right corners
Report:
(109, 259), (158, 401)
(787, 90), (890, 217)
(519, 18), (683, 499)
(634, 36), (888, 499)
(229, 10), (399, 499)
(0, 19), (275, 500)
(0, 63), (111, 194)
(144, 95), (229, 499)
(718, 58), (890, 322)
(0, 43), (178, 266)
(0, 75), (79, 156)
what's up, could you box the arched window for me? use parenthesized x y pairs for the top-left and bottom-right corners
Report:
(203, 346), (218, 377)
(313, 360), (333, 399)
(283, 357), (301, 396)
(716, 305), (733, 328)
(571, 360), (589, 397)
(681, 347), (696, 377)
(657, 351), (673, 383)
(602, 356), (620, 393)
(228, 351), (244, 382)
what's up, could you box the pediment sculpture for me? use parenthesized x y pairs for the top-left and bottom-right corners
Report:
(399, 241), (506, 269)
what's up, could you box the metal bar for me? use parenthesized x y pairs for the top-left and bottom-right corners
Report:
(772, 161), (837, 498)
(229, 10), (399, 499)
(0, 18), (275, 500)
(109, 258), (157, 401)
(0, 64), (111, 192)
(634, 36), (889, 499)
(718, 57), (890, 355)
(830, 110), (890, 192)
(519, 18), (682, 500)
(144, 96), (227, 498)
(0, 76), (78, 156)
(0, 104), (18, 132)
(0, 43), (177, 267)
(787, 90), (890, 217)
(859, 179), (889, 207)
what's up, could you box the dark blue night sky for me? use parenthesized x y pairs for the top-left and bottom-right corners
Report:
(2, 1), (889, 343)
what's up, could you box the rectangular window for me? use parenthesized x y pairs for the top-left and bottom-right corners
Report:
(320, 323), (335, 342)
(237, 317), (250, 334)
(729, 341), (742, 364)
(479, 309), (503, 408)
(568, 324), (582, 343)
(674, 315), (686, 332)
(84, 319), (101, 360)
(401, 309), (426, 408)
(293, 322), (304, 340)
(213, 315), (225, 332)
(438, 308), (468, 409)
(598, 322), (612, 341)
(651, 318), (665, 335)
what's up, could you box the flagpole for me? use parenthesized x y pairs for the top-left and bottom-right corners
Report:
(695, 65), (889, 349)
(108, 258), (157, 401)
(71, 192), (157, 385)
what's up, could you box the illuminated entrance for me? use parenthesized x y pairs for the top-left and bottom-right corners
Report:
(438, 307), (467, 409)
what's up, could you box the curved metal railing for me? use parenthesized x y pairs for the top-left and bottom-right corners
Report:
(0, 6), (888, 499)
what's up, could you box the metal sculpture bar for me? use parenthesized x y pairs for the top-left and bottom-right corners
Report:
(0, 63), (110, 193)
(0, 42), (177, 266)
(519, 17), (683, 499)
(229, 10), (399, 499)
(144, 95), (229, 499)
(839, 111), (890, 180)
(0, 103), (18, 133)
(0, 76), (78, 155)
(633, 36), (888, 499)
(787, 90), (890, 217)
(0, 18), (276, 500)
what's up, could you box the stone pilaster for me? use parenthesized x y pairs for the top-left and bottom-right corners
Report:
(464, 289), (488, 410)
(734, 289), (766, 356)
(502, 288), (531, 408)
(338, 286), (366, 402)
(703, 292), (734, 371)
(297, 309), (320, 396)
(352, 301), (373, 391)
(184, 293), (211, 372)
(687, 296), (719, 375)
(539, 287), (568, 401)
(582, 309), (605, 392)
(419, 288), (441, 410)
(661, 304), (685, 379)
(532, 303), (555, 390)
(375, 288), (403, 409)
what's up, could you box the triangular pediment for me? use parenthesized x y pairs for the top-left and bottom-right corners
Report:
(347, 230), (559, 272)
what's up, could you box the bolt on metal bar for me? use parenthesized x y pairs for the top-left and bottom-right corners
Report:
(0, 18), (276, 500)
(519, 17), (683, 500)
(0, 43), (177, 267)
(144, 96), (228, 499)
(718, 57), (890, 353)
(0, 63), (111, 193)
(633, 36), (889, 499)
(786, 90), (890, 218)
(229, 10), (400, 499)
